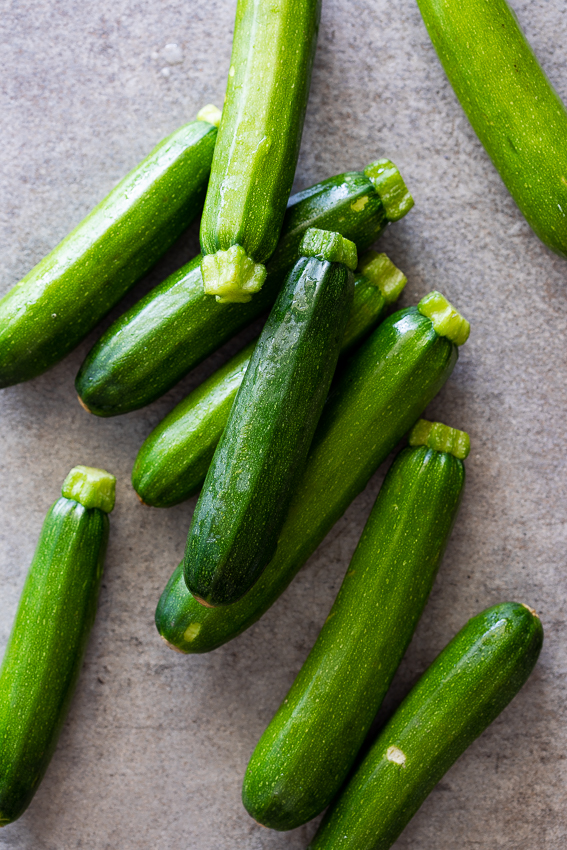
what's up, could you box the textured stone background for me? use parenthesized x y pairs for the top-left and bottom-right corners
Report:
(1, 0), (567, 847)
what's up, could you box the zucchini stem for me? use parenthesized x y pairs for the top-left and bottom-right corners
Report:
(408, 419), (470, 459)
(299, 228), (358, 269)
(196, 103), (222, 127)
(418, 290), (470, 345)
(202, 245), (267, 303)
(61, 466), (116, 512)
(364, 159), (414, 222)
(358, 250), (407, 304)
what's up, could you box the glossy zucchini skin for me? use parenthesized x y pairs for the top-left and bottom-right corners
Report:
(417, 0), (567, 257)
(199, 0), (320, 282)
(243, 444), (465, 830)
(0, 498), (109, 825)
(133, 269), (394, 508)
(309, 602), (543, 850)
(156, 306), (458, 652)
(76, 170), (389, 416)
(184, 255), (354, 607)
(0, 120), (217, 388)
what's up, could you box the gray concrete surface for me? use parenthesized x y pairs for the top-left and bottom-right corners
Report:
(1, 0), (566, 847)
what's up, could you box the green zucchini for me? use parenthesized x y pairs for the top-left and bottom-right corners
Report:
(155, 291), (469, 651)
(184, 230), (357, 607)
(76, 161), (413, 416)
(242, 422), (469, 830)
(132, 251), (406, 508)
(0, 466), (116, 826)
(417, 0), (567, 257)
(198, 0), (321, 303)
(308, 602), (543, 850)
(0, 112), (220, 389)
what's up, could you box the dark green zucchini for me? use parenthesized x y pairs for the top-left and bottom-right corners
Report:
(308, 602), (543, 850)
(132, 252), (406, 508)
(199, 0), (321, 302)
(184, 229), (357, 607)
(242, 421), (469, 830)
(0, 114), (219, 388)
(417, 0), (567, 257)
(155, 291), (469, 651)
(0, 466), (115, 826)
(76, 161), (413, 416)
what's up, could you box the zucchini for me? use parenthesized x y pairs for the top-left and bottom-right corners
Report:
(184, 229), (357, 607)
(308, 602), (543, 850)
(132, 252), (406, 508)
(155, 291), (469, 651)
(0, 466), (115, 826)
(199, 0), (321, 303)
(0, 112), (220, 389)
(417, 0), (567, 257)
(76, 161), (413, 416)
(242, 422), (469, 830)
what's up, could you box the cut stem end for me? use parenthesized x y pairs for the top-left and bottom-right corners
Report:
(201, 246), (267, 303)
(196, 103), (222, 127)
(418, 291), (470, 345)
(62, 465), (116, 512)
(409, 419), (470, 459)
(364, 159), (414, 222)
(300, 228), (358, 270)
(357, 250), (407, 303)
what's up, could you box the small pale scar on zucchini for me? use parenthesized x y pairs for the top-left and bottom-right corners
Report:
(386, 746), (407, 766)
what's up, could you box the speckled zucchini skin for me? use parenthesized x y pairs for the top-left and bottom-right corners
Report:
(76, 169), (389, 416)
(0, 498), (109, 826)
(309, 602), (543, 850)
(200, 0), (320, 266)
(132, 270), (392, 508)
(417, 0), (567, 257)
(156, 306), (458, 651)
(184, 256), (354, 607)
(243, 444), (465, 830)
(0, 119), (216, 388)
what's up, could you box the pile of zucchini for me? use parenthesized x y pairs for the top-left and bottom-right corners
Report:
(0, 0), (549, 843)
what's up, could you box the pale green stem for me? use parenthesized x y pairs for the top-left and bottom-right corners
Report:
(299, 228), (358, 270)
(418, 290), (470, 345)
(357, 250), (407, 303)
(62, 466), (116, 512)
(409, 419), (470, 459)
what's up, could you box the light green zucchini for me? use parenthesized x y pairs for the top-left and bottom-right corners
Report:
(199, 0), (321, 302)
(0, 466), (115, 826)
(417, 0), (567, 256)
(0, 112), (219, 388)
(308, 602), (543, 850)
(243, 422), (469, 830)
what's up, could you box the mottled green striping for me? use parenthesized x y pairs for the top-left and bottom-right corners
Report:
(0, 498), (108, 826)
(155, 306), (459, 651)
(417, 0), (567, 257)
(133, 269), (394, 508)
(200, 0), (321, 264)
(76, 169), (389, 416)
(184, 256), (354, 607)
(0, 120), (217, 388)
(309, 602), (543, 850)
(243, 445), (465, 830)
